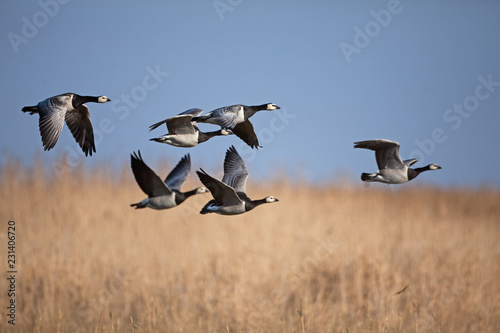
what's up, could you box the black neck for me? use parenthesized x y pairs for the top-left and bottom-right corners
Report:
(174, 189), (198, 205)
(407, 166), (431, 180)
(244, 197), (268, 212)
(72, 94), (99, 107)
(198, 129), (225, 143)
(245, 104), (268, 117)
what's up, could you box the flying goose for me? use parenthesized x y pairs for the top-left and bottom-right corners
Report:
(192, 103), (280, 149)
(354, 139), (442, 184)
(130, 151), (208, 210)
(196, 145), (279, 215)
(149, 108), (232, 147)
(22, 93), (111, 156)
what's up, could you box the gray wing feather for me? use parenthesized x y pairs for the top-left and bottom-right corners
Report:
(164, 154), (191, 191)
(37, 99), (66, 151)
(149, 108), (203, 132)
(207, 105), (241, 129)
(354, 139), (404, 169)
(178, 108), (203, 117)
(166, 115), (197, 135)
(222, 146), (249, 194)
(403, 158), (419, 167)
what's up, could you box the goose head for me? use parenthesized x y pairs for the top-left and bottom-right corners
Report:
(265, 196), (279, 203)
(265, 103), (280, 111)
(428, 164), (442, 170)
(97, 96), (111, 103)
(196, 187), (210, 194)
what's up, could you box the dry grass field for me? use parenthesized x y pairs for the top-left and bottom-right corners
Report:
(1, 158), (500, 332)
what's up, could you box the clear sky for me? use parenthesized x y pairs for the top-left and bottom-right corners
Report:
(1, 0), (499, 186)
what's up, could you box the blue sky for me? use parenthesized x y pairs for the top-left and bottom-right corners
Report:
(1, 0), (499, 186)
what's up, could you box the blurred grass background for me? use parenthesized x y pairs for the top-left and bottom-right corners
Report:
(0, 157), (499, 332)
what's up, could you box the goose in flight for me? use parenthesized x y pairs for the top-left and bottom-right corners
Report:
(192, 103), (280, 149)
(149, 108), (231, 147)
(196, 146), (279, 215)
(22, 93), (110, 156)
(130, 151), (208, 209)
(354, 139), (442, 184)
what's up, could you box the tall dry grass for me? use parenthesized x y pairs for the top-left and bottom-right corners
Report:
(1, 158), (499, 332)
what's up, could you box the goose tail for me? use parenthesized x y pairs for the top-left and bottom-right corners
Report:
(360, 173), (376, 182)
(22, 106), (38, 114)
(130, 202), (147, 209)
(150, 137), (166, 143)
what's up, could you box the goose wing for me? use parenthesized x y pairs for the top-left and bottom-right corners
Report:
(354, 139), (404, 169)
(207, 105), (241, 128)
(164, 154), (191, 191)
(37, 99), (67, 151)
(65, 104), (96, 156)
(149, 108), (203, 132)
(131, 151), (171, 197)
(222, 146), (249, 194)
(166, 115), (198, 135)
(231, 120), (260, 149)
(178, 108), (204, 117)
(197, 169), (242, 206)
(403, 158), (419, 167)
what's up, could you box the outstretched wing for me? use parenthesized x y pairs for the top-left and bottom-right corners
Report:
(164, 154), (191, 191)
(149, 108), (203, 132)
(206, 105), (241, 128)
(178, 108), (203, 117)
(222, 146), (249, 194)
(166, 115), (197, 135)
(403, 158), (419, 167)
(196, 169), (242, 206)
(65, 104), (96, 156)
(37, 98), (67, 151)
(131, 151), (171, 197)
(354, 139), (404, 169)
(231, 120), (260, 149)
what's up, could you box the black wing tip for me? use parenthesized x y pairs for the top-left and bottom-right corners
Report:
(83, 145), (96, 157)
(196, 168), (208, 178)
(130, 150), (143, 163)
(353, 141), (365, 149)
(227, 145), (238, 155)
(148, 119), (166, 132)
(178, 153), (191, 171)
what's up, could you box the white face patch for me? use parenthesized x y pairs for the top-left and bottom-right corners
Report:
(430, 164), (441, 170)
(266, 196), (279, 203)
(98, 96), (110, 103)
(197, 187), (209, 194)
(267, 103), (279, 110)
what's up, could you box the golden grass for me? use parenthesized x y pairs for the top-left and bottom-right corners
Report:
(1, 159), (499, 332)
